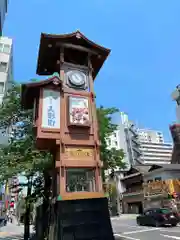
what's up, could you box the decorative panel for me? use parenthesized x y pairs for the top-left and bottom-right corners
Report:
(68, 96), (90, 126)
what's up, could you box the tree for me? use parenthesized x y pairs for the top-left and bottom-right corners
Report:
(97, 106), (125, 215)
(0, 81), (52, 240)
(97, 106), (125, 178)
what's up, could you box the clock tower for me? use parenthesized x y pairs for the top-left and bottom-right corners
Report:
(21, 31), (114, 240)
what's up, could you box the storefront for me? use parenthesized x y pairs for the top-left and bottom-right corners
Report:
(121, 168), (144, 214)
(122, 192), (144, 214)
(143, 164), (180, 211)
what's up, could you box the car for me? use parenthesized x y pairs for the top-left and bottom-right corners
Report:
(136, 208), (179, 227)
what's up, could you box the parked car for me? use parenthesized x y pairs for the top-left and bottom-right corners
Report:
(136, 208), (179, 227)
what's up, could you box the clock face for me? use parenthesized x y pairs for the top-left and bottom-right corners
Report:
(68, 71), (86, 87)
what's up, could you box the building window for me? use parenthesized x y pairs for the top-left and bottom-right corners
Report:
(114, 141), (118, 146)
(155, 177), (161, 181)
(113, 133), (116, 138)
(0, 62), (7, 72)
(0, 43), (3, 52)
(3, 44), (10, 54)
(0, 43), (11, 54)
(66, 168), (96, 192)
(0, 83), (4, 93)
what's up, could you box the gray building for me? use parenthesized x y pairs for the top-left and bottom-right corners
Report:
(106, 112), (142, 172)
(0, 36), (13, 145)
(0, 0), (8, 34)
(138, 129), (172, 165)
(107, 112), (172, 171)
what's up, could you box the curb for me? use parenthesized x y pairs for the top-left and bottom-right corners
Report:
(111, 215), (138, 220)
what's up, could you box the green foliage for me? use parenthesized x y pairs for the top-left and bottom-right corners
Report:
(97, 106), (125, 174)
(0, 81), (52, 196)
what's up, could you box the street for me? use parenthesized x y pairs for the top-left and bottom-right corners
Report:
(112, 215), (180, 240)
(2, 217), (180, 240)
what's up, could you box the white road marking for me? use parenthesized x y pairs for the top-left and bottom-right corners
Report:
(123, 227), (161, 235)
(160, 234), (180, 239)
(160, 229), (180, 233)
(114, 233), (140, 240)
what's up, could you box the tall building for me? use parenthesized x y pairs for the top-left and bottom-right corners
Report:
(0, 0), (8, 34)
(106, 112), (141, 172)
(138, 129), (172, 165)
(0, 37), (13, 145)
(107, 112), (172, 170)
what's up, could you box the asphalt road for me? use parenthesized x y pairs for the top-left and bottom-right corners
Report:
(112, 217), (180, 240)
(2, 218), (180, 240)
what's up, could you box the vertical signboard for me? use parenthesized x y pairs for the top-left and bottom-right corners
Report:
(41, 89), (60, 129)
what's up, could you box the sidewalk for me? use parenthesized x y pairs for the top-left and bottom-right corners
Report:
(111, 214), (138, 220)
(0, 222), (34, 239)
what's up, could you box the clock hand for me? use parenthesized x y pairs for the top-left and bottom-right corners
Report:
(74, 74), (81, 82)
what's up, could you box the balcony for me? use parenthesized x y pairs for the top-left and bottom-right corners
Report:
(132, 146), (141, 155)
(131, 137), (140, 145)
(123, 186), (143, 197)
(129, 125), (138, 137)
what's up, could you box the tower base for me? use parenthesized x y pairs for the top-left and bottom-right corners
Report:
(51, 197), (115, 240)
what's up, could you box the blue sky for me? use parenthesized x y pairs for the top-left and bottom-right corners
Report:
(3, 0), (180, 141)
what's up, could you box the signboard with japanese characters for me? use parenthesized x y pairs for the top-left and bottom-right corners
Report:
(65, 148), (94, 160)
(69, 96), (90, 125)
(143, 180), (169, 197)
(41, 89), (60, 129)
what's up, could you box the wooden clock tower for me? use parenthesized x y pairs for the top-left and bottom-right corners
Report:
(21, 31), (114, 240)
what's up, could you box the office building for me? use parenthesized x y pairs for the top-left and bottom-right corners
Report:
(0, 37), (13, 145)
(106, 112), (141, 172)
(138, 129), (172, 165)
(107, 113), (172, 169)
(0, 37), (13, 102)
(0, 0), (8, 34)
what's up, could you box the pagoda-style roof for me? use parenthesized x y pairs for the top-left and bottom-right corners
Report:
(21, 75), (61, 109)
(36, 30), (111, 79)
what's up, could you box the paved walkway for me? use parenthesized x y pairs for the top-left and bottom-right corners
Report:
(0, 222), (34, 239)
(111, 214), (138, 220)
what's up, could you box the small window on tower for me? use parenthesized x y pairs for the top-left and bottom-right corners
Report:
(64, 48), (88, 66)
(66, 168), (96, 192)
